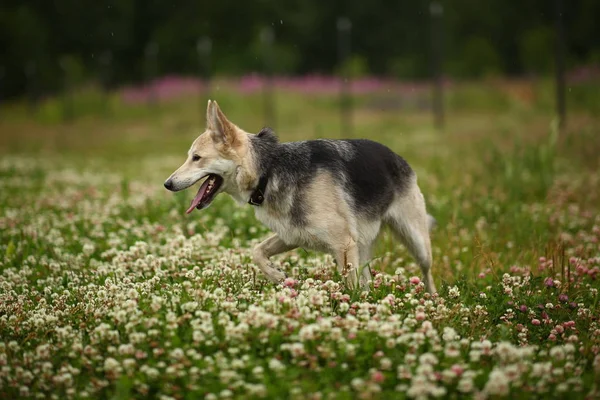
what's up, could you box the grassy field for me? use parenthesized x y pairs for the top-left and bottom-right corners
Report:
(1, 79), (600, 399)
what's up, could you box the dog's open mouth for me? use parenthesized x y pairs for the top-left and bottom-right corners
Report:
(185, 174), (224, 214)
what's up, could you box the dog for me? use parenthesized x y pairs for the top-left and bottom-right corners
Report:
(164, 100), (436, 293)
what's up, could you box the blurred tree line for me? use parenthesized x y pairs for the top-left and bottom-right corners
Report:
(1, 0), (599, 99)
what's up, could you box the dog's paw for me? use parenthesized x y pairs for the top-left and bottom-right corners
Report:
(359, 278), (372, 293)
(266, 263), (287, 283)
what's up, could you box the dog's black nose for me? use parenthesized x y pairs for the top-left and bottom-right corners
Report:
(164, 179), (173, 190)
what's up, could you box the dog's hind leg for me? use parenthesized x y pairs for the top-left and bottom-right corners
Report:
(386, 184), (437, 293)
(252, 234), (297, 283)
(358, 243), (373, 290)
(333, 237), (360, 290)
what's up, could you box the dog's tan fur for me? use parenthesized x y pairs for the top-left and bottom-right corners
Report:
(304, 171), (360, 287)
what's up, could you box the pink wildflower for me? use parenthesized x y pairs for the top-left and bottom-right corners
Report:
(283, 278), (297, 288)
(451, 364), (464, 376)
(559, 294), (568, 302)
(371, 370), (385, 383)
(409, 276), (421, 285)
(520, 305), (528, 312)
(556, 325), (564, 334)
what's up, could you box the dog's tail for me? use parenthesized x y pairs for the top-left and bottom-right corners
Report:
(427, 214), (437, 232)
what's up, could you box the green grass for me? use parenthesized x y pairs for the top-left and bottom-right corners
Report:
(1, 82), (600, 399)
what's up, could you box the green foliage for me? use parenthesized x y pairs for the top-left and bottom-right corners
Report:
(59, 55), (86, 87)
(2, 0), (600, 99)
(387, 56), (421, 80)
(338, 55), (369, 78)
(484, 121), (558, 203)
(568, 81), (600, 114)
(446, 83), (511, 111)
(454, 36), (502, 78)
(35, 86), (113, 123)
(520, 27), (554, 75)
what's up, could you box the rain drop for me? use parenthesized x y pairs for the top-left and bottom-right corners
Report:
(280, 20), (283, 25)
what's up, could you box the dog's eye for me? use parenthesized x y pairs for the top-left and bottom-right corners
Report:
(192, 154), (201, 162)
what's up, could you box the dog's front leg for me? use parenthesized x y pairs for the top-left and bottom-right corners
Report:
(334, 237), (360, 290)
(252, 234), (297, 283)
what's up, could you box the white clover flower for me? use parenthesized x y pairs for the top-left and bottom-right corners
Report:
(170, 348), (185, 360)
(117, 344), (134, 355)
(480, 340), (492, 351)
(431, 386), (447, 397)
(549, 346), (566, 361)
(442, 327), (459, 342)
(469, 350), (481, 363)
(380, 357), (392, 370)
(351, 377), (365, 390)
(593, 354), (600, 373)
(103, 358), (121, 375)
(299, 324), (318, 341)
(181, 301), (199, 312)
(484, 369), (510, 396)
(419, 353), (438, 366)
(448, 286), (460, 298)
(457, 377), (474, 393)
(36, 344), (51, 359)
(246, 383), (267, 397)
(406, 375), (431, 398)
(122, 359), (136, 371)
(444, 343), (461, 358)
(19, 386), (29, 397)
(288, 343), (305, 358)
(142, 366), (159, 379)
(82, 243), (95, 256)
(268, 358), (285, 372)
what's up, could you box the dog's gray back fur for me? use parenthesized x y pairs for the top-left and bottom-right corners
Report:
(249, 128), (415, 224)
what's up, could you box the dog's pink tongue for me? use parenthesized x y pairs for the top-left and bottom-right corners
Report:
(186, 179), (211, 214)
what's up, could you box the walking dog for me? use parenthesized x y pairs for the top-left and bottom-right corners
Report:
(164, 100), (437, 292)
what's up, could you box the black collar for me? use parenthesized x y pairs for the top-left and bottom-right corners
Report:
(248, 174), (269, 206)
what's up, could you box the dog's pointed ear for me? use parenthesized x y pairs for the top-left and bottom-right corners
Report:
(206, 100), (214, 129)
(208, 101), (237, 147)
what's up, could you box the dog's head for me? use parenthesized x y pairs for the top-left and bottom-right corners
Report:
(164, 100), (255, 213)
